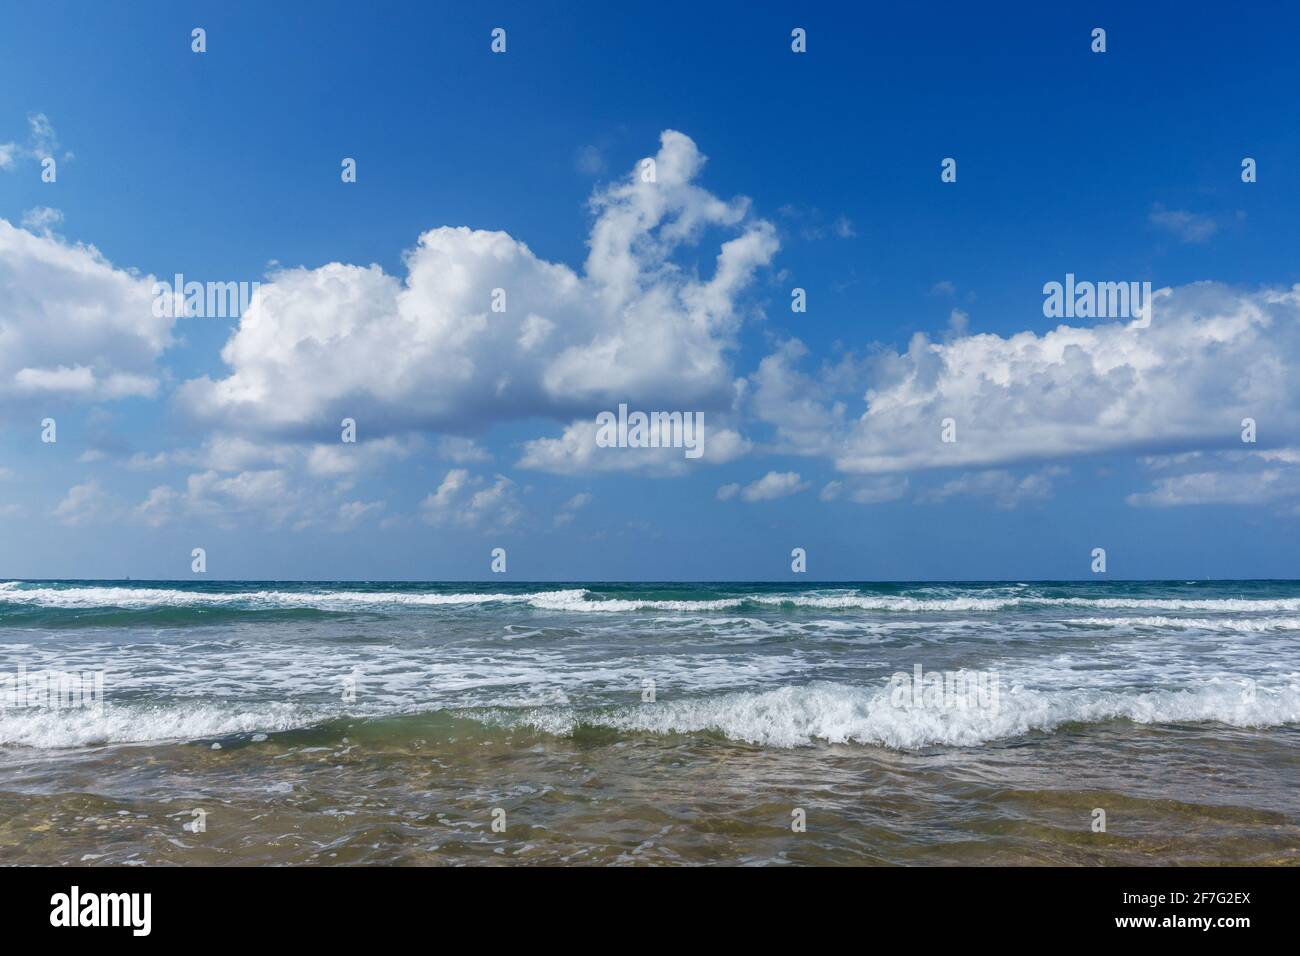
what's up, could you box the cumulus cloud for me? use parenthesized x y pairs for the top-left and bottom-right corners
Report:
(0, 220), (171, 405)
(420, 469), (522, 530)
(304, 436), (413, 478)
(756, 282), (1300, 475)
(180, 436), (293, 473)
(178, 131), (777, 452)
(124, 435), (420, 530)
(722, 471), (809, 503)
(517, 415), (750, 476)
(1126, 469), (1285, 507)
(53, 480), (112, 526)
(821, 475), (909, 504)
(11, 119), (1300, 529)
(1126, 447), (1300, 508)
(438, 436), (491, 464)
(747, 341), (846, 458)
(135, 470), (302, 529)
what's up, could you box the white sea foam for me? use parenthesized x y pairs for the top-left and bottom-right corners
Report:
(8, 582), (1300, 615)
(0, 584), (589, 610)
(4, 675), (1295, 750)
(1065, 616), (1300, 632)
(538, 679), (1300, 749)
(0, 701), (324, 749)
(1038, 598), (1300, 612)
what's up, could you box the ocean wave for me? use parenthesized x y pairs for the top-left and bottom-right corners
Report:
(1064, 616), (1300, 632)
(1037, 598), (1300, 612)
(5, 583), (1300, 616)
(528, 592), (1018, 612)
(4, 677), (1295, 750)
(502, 679), (1300, 749)
(0, 584), (991, 613)
(563, 595), (1300, 614)
(0, 701), (326, 749)
(0, 584), (589, 611)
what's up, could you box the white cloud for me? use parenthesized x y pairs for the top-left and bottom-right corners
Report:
(178, 131), (777, 453)
(124, 451), (169, 471)
(1253, 448), (1300, 464)
(25, 113), (59, 159)
(185, 469), (298, 525)
(553, 491), (591, 527)
(747, 338), (856, 458)
(946, 308), (969, 339)
(53, 480), (111, 526)
(336, 499), (386, 528)
(305, 436), (412, 477)
(133, 486), (182, 527)
(180, 436), (293, 473)
(918, 467), (1064, 509)
(20, 206), (62, 235)
(0, 219), (171, 405)
(726, 471), (810, 503)
(517, 416), (750, 476)
(794, 282), (1300, 474)
(819, 477), (909, 503)
(438, 436), (491, 464)
(1126, 448), (1300, 508)
(1126, 469), (1286, 507)
(846, 476), (909, 504)
(420, 469), (522, 530)
(1, 113), (66, 171)
(1148, 204), (1219, 243)
(135, 470), (301, 529)
(777, 204), (855, 241)
(1138, 451), (1205, 470)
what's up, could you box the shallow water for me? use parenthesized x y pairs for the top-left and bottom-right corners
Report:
(1, 580), (1297, 865)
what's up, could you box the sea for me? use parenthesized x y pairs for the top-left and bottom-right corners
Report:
(0, 579), (1296, 865)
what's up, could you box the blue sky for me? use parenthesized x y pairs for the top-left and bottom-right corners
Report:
(1, 1), (1299, 580)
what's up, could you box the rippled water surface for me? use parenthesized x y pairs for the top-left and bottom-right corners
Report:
(1, 580), (1297, 865)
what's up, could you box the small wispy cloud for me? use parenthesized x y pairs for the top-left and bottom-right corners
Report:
(553, 491), (592, 527)
(1, 113), (69, 171)
(20, 206), (63, 235)
(1148, 203), (1220, 243)
(575, 144), (605, 175)
(918, 467), (1065, 509)
(719, 471), (810, 503)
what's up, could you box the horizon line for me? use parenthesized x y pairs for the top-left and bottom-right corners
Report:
(3, 577), (1296, 585)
